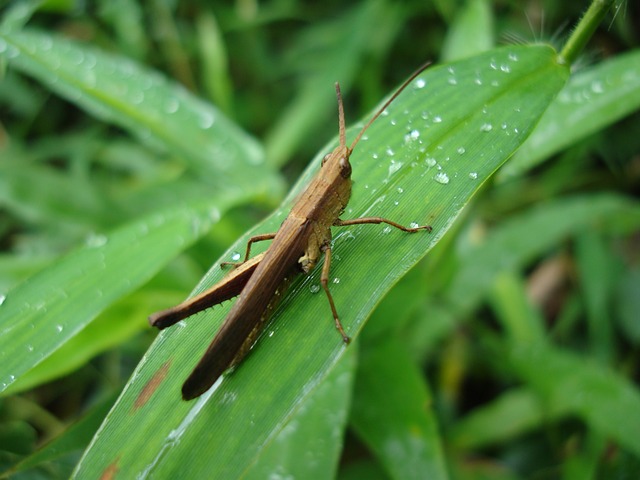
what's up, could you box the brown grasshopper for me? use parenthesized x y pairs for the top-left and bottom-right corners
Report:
(149, 64), (432, 400)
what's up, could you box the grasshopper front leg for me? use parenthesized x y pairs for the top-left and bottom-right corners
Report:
(334, 217), (432, 232)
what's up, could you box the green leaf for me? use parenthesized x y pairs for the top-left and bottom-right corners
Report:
(500, 49), (640, 178)
(441, 0), (494, 62)
(0, 28), (267, 188)
(351, 339), (448, 480)
(73, 45), (568, 478)
(0, 26), (285, 393)
(245, 347), (355, 479)
(0, 199), (234, 394)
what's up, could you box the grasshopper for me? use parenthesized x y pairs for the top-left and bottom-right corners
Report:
(150, 64), (432, 400)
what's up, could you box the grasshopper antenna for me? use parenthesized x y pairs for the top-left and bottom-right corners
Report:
(335, 83), (347, 148)
(349, 62), (431, 152)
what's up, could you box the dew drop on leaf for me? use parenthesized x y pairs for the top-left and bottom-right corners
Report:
(434, 172), (450, 184)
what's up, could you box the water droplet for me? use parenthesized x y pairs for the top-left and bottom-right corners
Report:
(433, 116), (442, 123)
(40, 37), (53, 51)
(414, 78), (426, 89)
(130, 90), (144, 104)
(434, 172), (450, 184)
(164, 98), (179, 113)
(390, 119), (397, 126)
(386, 147), (395, 156)
(457, 147), (466, 154)
(0, 294), (5, 306)
(425, 157), (437, 167)
(448, 78), (457, 85)
(501, 123), (508, 129)
(231, 252), (241, 261)
(489, 60), (497, 70)
(199, 111), (215, 129)
(474, 78), (482, 85)
(500, 64), (511, 73)
(508, 52), (519, 61)
(410, 222), (419, 229)
(56, 325), (64, 333)
(410, 129), (420, 139)
(86, 233), (107, 248)
(491, 80), (499, 87)
(469, 172), (478, 179)
(332, 277), (340, 284)
(85, 53), (97, 69)
(27, 345), (34, 352)
(480, 123), (493, 132)
(382, 226), (392, 234)
(5, 44), (19, 59)
(397, 187), (404, 194)
(591, 81), (604, 94)
(388, 161), (403, 176)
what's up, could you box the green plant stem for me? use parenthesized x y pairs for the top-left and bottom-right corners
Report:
(559, 0), (616, 66)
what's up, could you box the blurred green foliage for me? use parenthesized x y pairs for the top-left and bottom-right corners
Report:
(0, 0), (639, 479)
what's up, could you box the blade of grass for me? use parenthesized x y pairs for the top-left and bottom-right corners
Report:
(74, 45), (569, 478)
(500, 50), (640, 179)
(244, 347), (356, 479)
(351, 338), (448, 480)
(0, 28), (267, 188)
(0, 196), (244, 394)
(441, 0), (494, 62)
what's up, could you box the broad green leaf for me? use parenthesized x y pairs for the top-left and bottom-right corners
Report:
(0, 28), (267, 188)
(7, 293), (154, 394)
(0, 197), (238, 394)
(74, 45), (568, 478)
(0, 26), (284, 393)
(500, 49), (640, 178)
(245, 347), (355, 480)
(351, 339), (448, 480)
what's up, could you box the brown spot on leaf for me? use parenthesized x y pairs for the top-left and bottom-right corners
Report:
(100, 458), (120, 480)
(134, 360), (171, 409)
